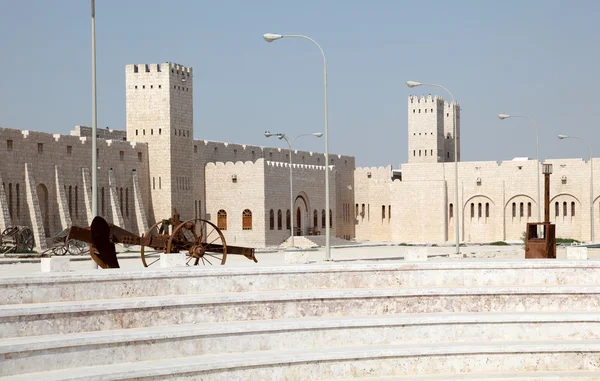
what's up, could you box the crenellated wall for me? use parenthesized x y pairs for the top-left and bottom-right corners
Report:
(0, 127), (151, 244)
(355, 158), (597, 244)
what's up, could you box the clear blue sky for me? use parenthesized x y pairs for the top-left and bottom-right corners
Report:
(1, 0), (599, 167)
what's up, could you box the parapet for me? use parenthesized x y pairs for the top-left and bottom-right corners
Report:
(126, 62), (193, 76)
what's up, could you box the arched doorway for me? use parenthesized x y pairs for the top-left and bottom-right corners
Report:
(294, 192), (310, 236)
(36, 184), (50, 237)
(296, 207), (301, 235)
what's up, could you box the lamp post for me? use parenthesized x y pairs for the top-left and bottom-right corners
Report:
(407, 81), (460, 254)
(558, 134), (594, 242)
(265, 131), (323, 247)
(90, 0), (99, 269)
(263, 33), (332, 261)
(498, 114), (541, 224)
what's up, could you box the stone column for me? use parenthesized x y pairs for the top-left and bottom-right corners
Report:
(24, 163), (47, 251)
(54, 166), (72, 229)
(0, 171), (12, 232)
(108, 169), (125, 227)
(132, 170), (149, 235)
(81, 167), (94, 224)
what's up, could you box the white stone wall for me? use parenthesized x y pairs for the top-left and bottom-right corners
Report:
(356, 158), (597, 244)
(354, 166), (393, 242)
(0, 127), (150, 240)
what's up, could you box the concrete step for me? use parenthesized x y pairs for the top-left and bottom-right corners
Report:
(1, 341), (600, 381)
(2, 286), (600, 338)
(2, 313), (600, 376)
(339, 371), (600, 380)
(2, 261), (599, 305)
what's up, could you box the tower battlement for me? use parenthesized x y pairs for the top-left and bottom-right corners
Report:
(126, 62), (193, 76)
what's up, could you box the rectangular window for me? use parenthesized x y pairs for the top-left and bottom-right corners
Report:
(37, 143), (43, 154)
(119, 151), (124, 161)
(67, 145), (72, 155)
(7, 140), (13, 152)
(388, 205), (391, 220)
(382, 205), (385, 220)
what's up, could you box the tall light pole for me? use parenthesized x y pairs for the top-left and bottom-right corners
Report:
(90, 0), (99, 268)
(263, 33), (332, 260)
(558, 134), (594, 242)
(265, 131), (323, 247)
(498, 114), (541, 224)
(407, 81), (460, 254)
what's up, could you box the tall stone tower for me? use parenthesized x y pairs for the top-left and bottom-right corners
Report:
(407, 95), (460, 163)
(125, 62), (194, 222)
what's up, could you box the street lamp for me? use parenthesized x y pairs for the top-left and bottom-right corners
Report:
(263, 33), (332, 260)
(90, 0), (99, 269)
(265, 131), (323, 247)
(558, 134), (594, 242)
(407, 81), (460, 254)
(498, 114), (541, 224)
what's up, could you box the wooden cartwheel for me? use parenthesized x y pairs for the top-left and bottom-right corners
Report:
(140, 218), (229, 267)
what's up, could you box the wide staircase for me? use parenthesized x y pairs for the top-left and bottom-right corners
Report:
(1, 260), (600, 380)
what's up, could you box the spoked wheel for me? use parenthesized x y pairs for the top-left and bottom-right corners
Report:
(20, 228), (34, 252)
(140, 221), (168, 268)
(166, 219), (227, 266)
(52, 243), (69, 256)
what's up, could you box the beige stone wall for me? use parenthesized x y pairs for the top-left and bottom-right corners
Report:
(354, 166), (392, 242)
(356, 158), (596, 244)
(0, 127), (150, 240)
(204, 160), (266, 248)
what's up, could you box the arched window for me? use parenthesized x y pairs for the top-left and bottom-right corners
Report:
(571, 202), (575, 217)
(329, 209), (333, 228)
(555, 202), (559, 217)
(8, 183), (12, 219)
(355, 204), (359, 217)
(242, 209), (252, 230)
(120, 188), (124, 216)
(16, 184), (20, 218)
(563, 202), (567, 216)
(527, 202), (531, 218)
(286, 209), (291, 230)
(382, 205), (386, 220)
(322, 209), (326, 228)
(269, 209), (274, 230)
(520, 202), (524, 217)
(361, 204), (365, 217)
(478, 203), (482, 218)
(313, 210), (318, 228)
(512, 202), (516, 218)
(68, 185), (72, 216)
(217, 209), (227, 230)
(277, 209), (282, 230)
(485, 203), (489, 218)
(470, 203), (474, 218)
(449, 203), (453, 219)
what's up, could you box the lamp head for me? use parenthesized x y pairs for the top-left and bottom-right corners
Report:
(497, 114), (510, 120)
(264, 131), (274, 138)
(277, 134), (285, 140)
(558, 134), (568, 140)
(313, 133), (323, 137)
(406, 81), (422, 88)
(263, 33), (283, 42)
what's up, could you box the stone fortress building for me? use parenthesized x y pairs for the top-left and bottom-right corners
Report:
(355, 95), (597, 244)
(0, 62), (355, 251)
(0, 62), (596, 250)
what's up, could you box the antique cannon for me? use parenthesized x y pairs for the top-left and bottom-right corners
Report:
(0, 226), (34, 253)
(41, 228), (90, 257)
(67, 211), (257, 269)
